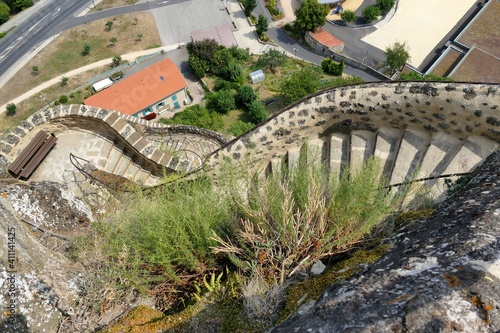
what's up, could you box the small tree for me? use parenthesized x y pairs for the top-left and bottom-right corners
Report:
(256, 14), (268, 37)
(248, 100), (268, 123)
(31, 66), (39, 76)
(278, 66), (321, 104)
(362, 5), (381, 23)
(241, 0), (257, 16)
(376, 0), (396, 13)
(82, 43), (91, 55)
(294, 0), (329, 35)
(59, 95), (69, 104)
(188, 54), (209, 79)
(236, 85), (258, 108)
(5, 103), (16, 117)
(386, 41), (410, 74)
(0, 2), (10, 24)
(133, 17), (138, 25)
(257, 49), (286, 73)
(105, 21), (113, 31)
(60, 76), (68, 86)
(340, 10), (356, 23)
(136, 33), (143, 41)
(112, 55), (122, 67)
(321, 58), (344, 76)
(206, 90), (236, 114)
(109, 37), (117, 46)
(225, 61), (243, 83)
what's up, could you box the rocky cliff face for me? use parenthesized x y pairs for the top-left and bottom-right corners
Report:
(273, 151), (500, 333)
(0, 181), (91, 333)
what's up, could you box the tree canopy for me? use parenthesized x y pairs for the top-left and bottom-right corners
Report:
(386, 41), (411, 74)
(278, 66), (322, 104)
(257, 49), (286, 73)
(294, 0), (329, 35)
(160, 105), (223, 131)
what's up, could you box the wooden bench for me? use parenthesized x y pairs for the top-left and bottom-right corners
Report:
(8, 130), (58, 179)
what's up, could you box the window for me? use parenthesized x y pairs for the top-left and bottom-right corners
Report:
(156, 101), (165, 109)
(173, 101), (180, 109)
(160, 75), (165, 81)
(172, 94), (177, 101)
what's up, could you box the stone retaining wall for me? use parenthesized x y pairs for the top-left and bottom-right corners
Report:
(207, 81), (500, 175)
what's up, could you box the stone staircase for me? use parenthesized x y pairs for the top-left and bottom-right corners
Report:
(263, 127), (498, 203)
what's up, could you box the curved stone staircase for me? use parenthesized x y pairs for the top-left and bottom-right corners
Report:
(207, 81), (500, 203)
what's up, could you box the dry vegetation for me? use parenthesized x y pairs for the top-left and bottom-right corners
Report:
(0, 12), (160, 106)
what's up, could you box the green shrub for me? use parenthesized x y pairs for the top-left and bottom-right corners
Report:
(0, 2), (10, 24)
(236, 85), (258, 108)
(206, 89), (236, 114)
(229, 120), (254, 136)
(376, 0), (396, 13)
(5, 103), (16, 117)
(159, 104), (223, 131)
(321, 58), (344, 76)
(59, 95), (69, 103)
(247, 99), (267, 123)
(362, 5), (381, 22)
(340, 9), (356, 23)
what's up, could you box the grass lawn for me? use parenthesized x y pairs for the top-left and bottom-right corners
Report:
(0, 12), (160, 107)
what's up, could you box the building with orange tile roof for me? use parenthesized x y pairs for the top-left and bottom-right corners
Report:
(84, 58), (188, 117)
(306, 27), (345, 54)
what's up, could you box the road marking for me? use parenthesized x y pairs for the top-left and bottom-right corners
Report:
(52, 7), (61, 17)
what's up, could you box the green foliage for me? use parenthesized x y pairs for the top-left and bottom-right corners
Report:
(255, 14), (268, 36)
(159, 104), (223, 130)
(82, 43), (91, 55)
(109, 36), (117, 45)
(247, 99), (267, 123)
(340, 9), (356, 23)
(188, 54), (209, 79)
(0, 2), (10, 24)
(84, 178), (234, 285)
(136, 33), (143, 41)
(213, 48), (233, 75)
(229, 120), (254, 136)
(236, 85), (258, 108)
(60, 76), (68, 86)
(58, 95), (69, 103)
(206, 89), (236, 114)
(399, 71), (452, 82)
(318, 75), (364, 89)
(112, 55), (122, 67)
(225, 61), (243, 83)
(376, 0), (396, 13)
(385, 41), (411, 73)
(105, 21), (113, 30)
(241, 0), (257, 16)
(213, 155), (404, 289)
(229, 46), (251, 62)
(321, 58), (344, 76)
(4, 0), (33, 13)
(294, 0), (329, 34)
(190, 39), (220, 63)
(445, 175), (473, 197)
(257, 49), (286, 73)
(278, 66), (322, 104)
(362, 5), (381, 22)
(31, 65), (39, 75)
(5, 103), (16, 117)
(0, 31), (7, 39)
(213, 79), (239, 92)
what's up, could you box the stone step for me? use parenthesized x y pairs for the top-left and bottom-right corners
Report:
(329, 133), (349, 178)
(307, 138), (326, 166)
(143, 175), (164, 187)
(135, 169), (152, 185)
(113, 153), (132, 176)
(431, 136), (499, 200)
(124, 161), (142, 180)
(390, 129), (430, 185)
(350, 130), (376, 171)
(97, 140), (114, 169)
(287, 146), (301, 170)
(374, 127), (403, 178)
(104, 145), (124, 173)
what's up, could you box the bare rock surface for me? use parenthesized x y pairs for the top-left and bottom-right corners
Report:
(0, 182), (90, 333)
(273, 151), (500, 333)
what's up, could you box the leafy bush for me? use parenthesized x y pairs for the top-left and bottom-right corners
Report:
(340, 9), (356, 23)
(59, 95), (69, 103)
(248, 99), (267, 123)
(399, 72), (452, 82)
(255, 14), (268, 36)
(206, 90), (236, 114)
(159, 104), (223, 130)
(321, 58), (344, 76)
(5, 103), (16, 117)
(188, 54), (209, 79)
(229, 120), (254, 136)
(376, 0), (396, 13)
(278, 66), (322, 104)
(213, 79), (239, 92)
(5, 0), (33, 13)
(224, 61), (243, 83)
(236, 85), (258, 108)
(0, 2), (10, 24)
(229, 46), (251, 62)
(362, 5), (381, 22)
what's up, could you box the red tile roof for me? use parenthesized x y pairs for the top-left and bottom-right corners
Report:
(84, 58), (187, 116)
(308, 28), (344, 48)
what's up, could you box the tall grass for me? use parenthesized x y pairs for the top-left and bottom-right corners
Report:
(213, 147), (406, 287)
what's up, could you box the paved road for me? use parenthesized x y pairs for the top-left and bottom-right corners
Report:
(0, 0), (186, 81)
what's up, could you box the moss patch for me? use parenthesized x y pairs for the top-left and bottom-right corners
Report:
(279, 244), (390, 322)
(394, 209), (434, 228)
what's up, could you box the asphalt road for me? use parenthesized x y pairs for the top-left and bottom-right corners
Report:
(0, 0), (186, 80)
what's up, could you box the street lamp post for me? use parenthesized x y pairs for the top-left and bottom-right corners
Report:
(293, 47), (298, 57)
(40, 95), (51, 108)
